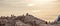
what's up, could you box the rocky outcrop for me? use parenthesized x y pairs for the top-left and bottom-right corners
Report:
(0, 13), (49, 26)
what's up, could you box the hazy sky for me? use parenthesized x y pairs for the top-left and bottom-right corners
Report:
(0, 0), (60, 22)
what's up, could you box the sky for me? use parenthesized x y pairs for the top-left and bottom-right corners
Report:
(0, 0), (60, 22)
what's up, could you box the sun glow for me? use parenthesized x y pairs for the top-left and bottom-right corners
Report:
(27, 3), (35, 6)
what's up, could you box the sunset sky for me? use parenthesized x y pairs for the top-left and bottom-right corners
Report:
(0, 0), (60, 22)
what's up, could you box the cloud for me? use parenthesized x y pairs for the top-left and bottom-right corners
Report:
(0, 0), (28, 6)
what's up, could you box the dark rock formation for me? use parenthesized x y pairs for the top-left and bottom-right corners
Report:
(54, 15), (60, 24)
